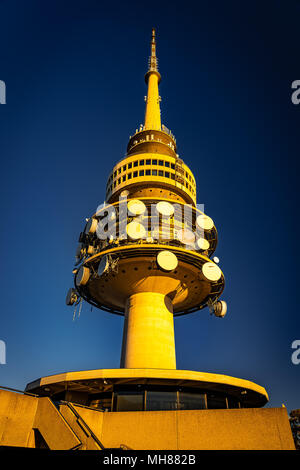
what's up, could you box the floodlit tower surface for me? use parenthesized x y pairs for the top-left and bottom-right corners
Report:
(26, 29), (269, 413)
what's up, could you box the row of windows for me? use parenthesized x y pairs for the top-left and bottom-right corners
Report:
(106, 169), (196, 196)
(107, 159), (195, 189)
(86, 388), (242, 412)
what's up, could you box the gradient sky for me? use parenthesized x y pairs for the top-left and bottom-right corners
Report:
(0, 0), (299, 411)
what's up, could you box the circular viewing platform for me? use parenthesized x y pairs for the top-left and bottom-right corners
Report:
(25, 368), (269, 411)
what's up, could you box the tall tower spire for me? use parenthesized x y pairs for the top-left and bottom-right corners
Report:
(144, 28), (162, 130)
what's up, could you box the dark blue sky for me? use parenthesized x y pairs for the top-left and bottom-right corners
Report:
(0, 0), (299, 411)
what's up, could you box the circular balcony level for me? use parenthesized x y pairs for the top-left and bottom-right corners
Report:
(74, 245), (224, 316)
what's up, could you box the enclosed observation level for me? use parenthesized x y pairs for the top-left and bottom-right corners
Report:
(26, 29), (268, 411)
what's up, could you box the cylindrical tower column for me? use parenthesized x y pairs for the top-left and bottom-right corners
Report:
(120, 292), (176, 369)
(144, 73), (161, 130)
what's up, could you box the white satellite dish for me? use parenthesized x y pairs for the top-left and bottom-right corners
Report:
(157, 250), (178, 271)
(76, 266), (90, 286)
(196, 214), (214, 230)
(176, 228), (195, 245)
(196, 238), (210, 251)
(85, 218), (98, 234)
(202, 262), (222, 281)
(97, 256), (110, 276)
(126, 221), (146, 239)
(156, 201), (174, 217)
(213, 256), (220, 264)
(213, 300), (227, 318)
(66, 288), (78, 306)
(127, 199), (146, 216)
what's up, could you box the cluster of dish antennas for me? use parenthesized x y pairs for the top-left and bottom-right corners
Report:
(66, 197), (227, 318)
(74, 199), (217, 262)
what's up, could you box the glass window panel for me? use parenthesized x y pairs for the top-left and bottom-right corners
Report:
(158, 170), (163, 176)
(115, 392), (144, 412)
(165, 161), (170, 167)
(146, 169), (151, 175)
(134, 161), (138, 167)
(140, 160), (144, 165)
(179, 392), (206, 410)
(152, 159), (157, 165)
(207, 393), (227, 409)
(133, 171), (138, 177)
(146, 159), (151, 165)
(128, 163), (132, 169)
(152, 170), (157, 176)
(146, 390), (177, 411)
(227, 396), (240, 409)
(139, 170), (144, 176)
(159, 160), (164, 166)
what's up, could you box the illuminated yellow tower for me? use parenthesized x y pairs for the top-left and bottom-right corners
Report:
(27, 27), (268, 409)
(17, 29), (294, 451)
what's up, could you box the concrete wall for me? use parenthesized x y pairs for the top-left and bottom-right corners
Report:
(97, 408), (295, 450)
(0, 390), (38, 447)
(0, 390), (295, 450)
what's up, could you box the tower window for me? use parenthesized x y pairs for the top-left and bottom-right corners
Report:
(114, 171), (117, 177)
(165, 172), (170, 178)
(152, 159), (157, 165)
(146, 159), (151, 165)
(139, 170), (144, 176)
(146, 170), (151, 175)
(165, 161), (170, 167)
(118, 178), (121, 185)
(128, 173), (132, 179)
(158, 170), (163, 176)
(122, 175), (126, 182)
(171, 164), (175, 169)
(134, 161), (138, 167)
(159, 160), (164, 166)
(118, 168), (121, 174)
(128, 163), (132, 169)
(171, 174), (175, 180)
(123, 165), (126, 171)
(133, 171), (138, 177)
(140, 160), (144, 165)
(152, 170), (157, 176)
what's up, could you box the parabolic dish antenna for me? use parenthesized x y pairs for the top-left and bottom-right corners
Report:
(196, 214), (214, 231)
(157, 250), (178, 271)
(202, 262), (222, 281)
(156, 201), (174, 217)
(97, 256), (110, 276)
(127, 199), (146, 216)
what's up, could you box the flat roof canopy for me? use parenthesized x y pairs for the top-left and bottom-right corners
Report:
(25, 368), (268, 408)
